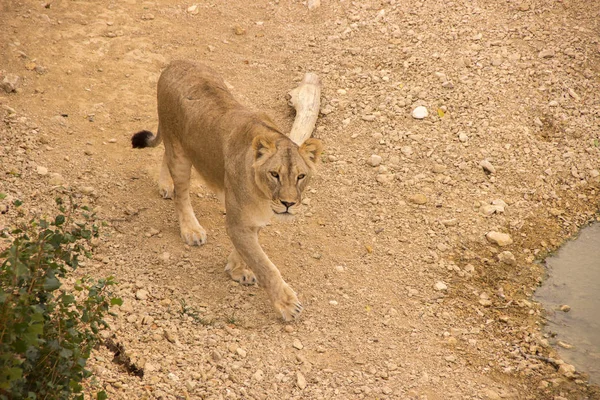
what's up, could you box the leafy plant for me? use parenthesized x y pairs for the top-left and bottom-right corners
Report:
(0, 198), (120, 400)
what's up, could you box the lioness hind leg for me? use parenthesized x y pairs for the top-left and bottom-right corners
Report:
(225, 249), (257, 285)
(158, 153), (174, 199)
(165, 144), (207, 246)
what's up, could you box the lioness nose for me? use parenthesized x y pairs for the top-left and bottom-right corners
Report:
(281, 201), (296, 209)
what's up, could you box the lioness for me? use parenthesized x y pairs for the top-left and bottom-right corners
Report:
(132, 60), (322, 321)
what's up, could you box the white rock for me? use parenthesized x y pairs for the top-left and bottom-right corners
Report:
(135, 289), (149, 300)
(498, 251), (516, 265)
(486, 231), (513, 247)
(458, 132), (469, 142)
(293, 339), (304, 350)
(308, 0), (320, 11)
(368, 154), (382, 167)
(411, 106), (429, 119)
(36, 166), (48, 176)
(329, 300), (338, 306)
(434, 281), (448, 291)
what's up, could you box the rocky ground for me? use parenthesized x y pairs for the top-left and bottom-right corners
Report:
(1, 0), (600, 399)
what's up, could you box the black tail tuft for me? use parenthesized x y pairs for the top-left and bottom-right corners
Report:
(131, 130), (153, 148)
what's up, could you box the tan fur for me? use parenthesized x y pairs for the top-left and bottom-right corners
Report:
(136, 60), (322, 321)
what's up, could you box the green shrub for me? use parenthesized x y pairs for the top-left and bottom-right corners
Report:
(0, 198), (120, 400)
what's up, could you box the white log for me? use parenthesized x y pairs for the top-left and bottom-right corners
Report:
(287, 72), (321, 146)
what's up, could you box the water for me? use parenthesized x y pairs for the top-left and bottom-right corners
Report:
(535, 223), (600, 385)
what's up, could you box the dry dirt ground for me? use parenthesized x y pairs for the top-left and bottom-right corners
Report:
(1, 0), (600, 399)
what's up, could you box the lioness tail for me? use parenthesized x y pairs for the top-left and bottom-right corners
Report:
(131, 129), (162, 149)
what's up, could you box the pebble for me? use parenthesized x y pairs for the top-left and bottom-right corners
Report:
(187, 4), (199, 14)
(482, 389), (502, 400)
(253, 369), (265, 381)
(296, 371), (307, 389)
(486, 231), (513, 247)
(233, 25), (246, 35)
(409, 193), (428, 205)
(458, 132), (469, 142)
(236, 347), (247, 358)
(539, 49), (555, 59)
(441, 218), (458, 227)
(135, 289), (149, 300)
(557, 341), (573, 349)
(108, 138), (117, 143)
(559, 304), (571, 312)
(558, 363), (576, 377)
(308, 0), (320, 11)
(36, 166), (48, 176)
(1, 74), (20, 93)
(497, 251), (516, 265)
(432, 164), (447, 174)
(434, 281), (448, 291)
(368, 154), (382, 167)
(80, 186), (95, 195)
(159, 252), (171, 262)
(411, 106), (428, 119)
(292, 339), (304, 350)
(480, 159), (496, 174)
(329, 300), (338, 306)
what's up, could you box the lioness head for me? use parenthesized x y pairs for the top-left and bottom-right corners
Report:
(252, 133), (322, 216)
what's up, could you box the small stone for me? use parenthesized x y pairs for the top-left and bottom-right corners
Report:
(498, 251), (516, 265)
(141, 13), (155, 20)
(444, 354), (456, 362)
(441, 218), (458, 227)
(335, 265), (345, 272)
(296, 371), (307, 389)
(557, 341), (573, 349)
(442, 81), (454, 89)
(236, 347), (247, 358)
(135, 289), (149, 300)
(253, 369), (265, 381)
(207, 45), (216, 52)
(212, 350), (222, 362)
(568, 88), (580, 101)
(1, 74), (20, 93)
(411, 106), (428, 119)
(409, 193), (428, 205)
(401, 146), (413, 156)
(329, 300), (338, 306)
(539, 49), (555, 59)
(432, 164), (447, 174)
(458, 132), (468, 142)
(483, 389), (502, 400)
(518, 3), (530, 11)
(159, 252), (171, 262)
(486, 231), (513, 247)
(480, 159), (496, 174)
(36, 166), (48, 176)
(559, 304), (571, 312)
(148, 228), (160, 236)
(362, 114), (376, 121)
(80, 186), (95, 195)
(187, 4), (199, 14)
(548, 100), (559, 107)
(434, 281), (448, 291)
(368, 154), (382, 167)
(308, 0), (320, 10)
(376, 174), (395, 184)
(292, 339), (304, 350)
(558, 363), (575, 377)
(233, 25), (246, 35)
(108, 138), (117, 143)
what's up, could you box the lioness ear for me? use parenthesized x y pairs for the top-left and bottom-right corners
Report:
(299, 138), (323, 165)
(252, 134), (276, 160)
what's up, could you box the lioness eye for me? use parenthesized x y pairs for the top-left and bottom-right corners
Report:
(270, 171), (279, 179)
(297, 174), (306, 180)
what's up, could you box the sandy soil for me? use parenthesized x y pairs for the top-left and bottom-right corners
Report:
(1, 0), (600, 399)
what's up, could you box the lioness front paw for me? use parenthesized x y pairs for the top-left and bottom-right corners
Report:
(159, 185), (174, 199)
(225, 262), (257, 285)
(271, 283), (303, 321)
(180, 225), (207, 246)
